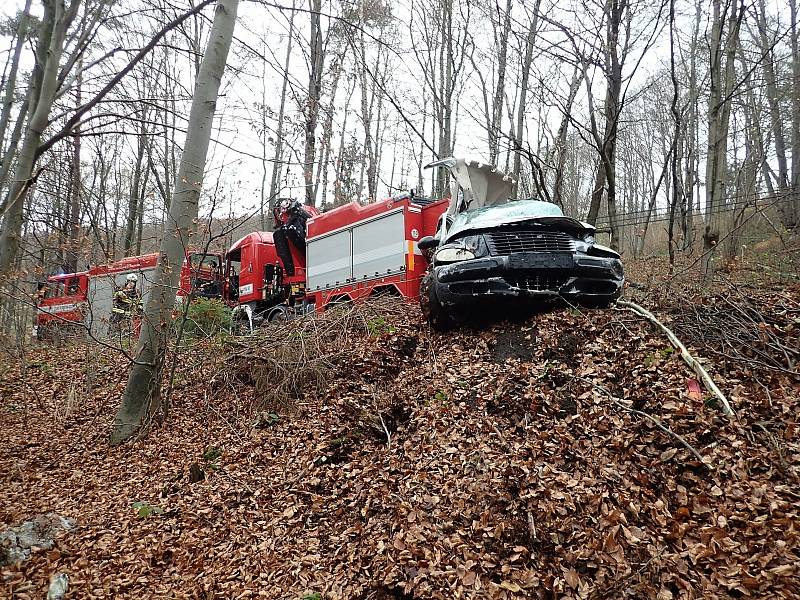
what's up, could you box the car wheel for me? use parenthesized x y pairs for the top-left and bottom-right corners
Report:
(420, 272), (456, 331)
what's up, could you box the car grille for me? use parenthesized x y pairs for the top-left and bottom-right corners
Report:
(508, 273), (569, 292)
(486, 230), (575, 255)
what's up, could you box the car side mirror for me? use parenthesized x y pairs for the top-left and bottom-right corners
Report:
(418, 236), (439, 251)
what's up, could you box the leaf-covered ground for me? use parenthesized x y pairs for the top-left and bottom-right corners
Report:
(1, 265), (798, 599)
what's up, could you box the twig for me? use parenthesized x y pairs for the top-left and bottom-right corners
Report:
(378, 412), (392, 450)
(753, 421), (792, 478)
(616, 300), (736, 418)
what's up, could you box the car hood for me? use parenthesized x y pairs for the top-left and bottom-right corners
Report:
(444, 200), (594, 242)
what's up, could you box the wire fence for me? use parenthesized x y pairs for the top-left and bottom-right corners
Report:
(594, 191), (794, 232)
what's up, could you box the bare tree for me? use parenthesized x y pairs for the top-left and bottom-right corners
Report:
(111, 0), (239, 445)
(703, 0), (743, 280)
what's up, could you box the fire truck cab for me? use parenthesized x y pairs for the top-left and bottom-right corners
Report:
(34, 272), (90, 340)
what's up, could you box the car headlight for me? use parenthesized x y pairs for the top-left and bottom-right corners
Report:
(435, 247), (476, 263)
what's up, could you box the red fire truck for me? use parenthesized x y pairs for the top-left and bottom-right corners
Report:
(226, 194), (448, 329)
(35, 251), (222, 340)
(34, 272), (90, 340)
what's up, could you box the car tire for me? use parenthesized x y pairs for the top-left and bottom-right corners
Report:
(420, 272), (456, 331)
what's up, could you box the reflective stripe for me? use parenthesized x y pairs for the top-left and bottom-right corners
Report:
(406, 240), (415, 271)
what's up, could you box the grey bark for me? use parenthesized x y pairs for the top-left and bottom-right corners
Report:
(790, 0), (800, 230)
(511, 0), (539, 196)
(303, 0), (324, 206)
(124, 118), (149, 255)
(0, 0), (33, 198)
(111, 0), (239, 445)
(66, 61), (82, 273)
(489, 0), (512, 165)
(703, 0), (741, 281)
(755, 0), (795, 229)
(267, 1), (296, 226)
(553, 64), (583, 207)
(0, 0), (80, 278)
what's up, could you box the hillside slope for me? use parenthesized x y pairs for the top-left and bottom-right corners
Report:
(1, 283), (798, 599)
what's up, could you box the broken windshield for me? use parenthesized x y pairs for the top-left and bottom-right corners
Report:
(445, 200), (566, 240)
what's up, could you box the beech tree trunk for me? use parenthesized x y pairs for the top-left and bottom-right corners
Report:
(489, 0), (512, 166)
(0, 0), (79, 279)
(512, 0), (539, 196)
(703, 0), (741, 281)
(303, 0), (324, 206)
(790, 0), (800, 230)
(0, 0), (33, 198)
(110, 0), (238, 446)
(267, 1), (296, 225)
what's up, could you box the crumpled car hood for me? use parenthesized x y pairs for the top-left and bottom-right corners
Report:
(444, 200), (594, 243)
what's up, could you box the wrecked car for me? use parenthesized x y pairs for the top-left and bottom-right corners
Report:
(419, 158), (624, 329)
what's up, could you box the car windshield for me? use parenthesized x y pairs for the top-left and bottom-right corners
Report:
(447, 199), (565, 239)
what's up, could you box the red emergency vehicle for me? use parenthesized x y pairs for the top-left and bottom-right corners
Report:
(35, 192), (450, 337)
(225, 194), (449, 328)
(35, 251), (222, 340)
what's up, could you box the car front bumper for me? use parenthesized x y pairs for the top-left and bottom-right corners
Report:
(432, 251), (623, 306)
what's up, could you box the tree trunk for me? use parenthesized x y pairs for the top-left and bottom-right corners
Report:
(0, 0), (33, 198)
(489, 0), (512, 165)
(553, 64), (582, 207)
(667, 0), (681, 268)
(124, 121), (148, 255)
(66, 61), (82, 273)
(0, 0), (77, 279)
(703, 0), (741, 281)
(303, 0), (324, 207)
(111, 0), (238, 446)
(790, 0), (800, 231)
(756, 0), (794, 229)
(512, 0), (540, 195)
(267, 0), (296, 225)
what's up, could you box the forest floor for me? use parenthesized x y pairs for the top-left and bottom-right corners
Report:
(0, 253), (798, 599)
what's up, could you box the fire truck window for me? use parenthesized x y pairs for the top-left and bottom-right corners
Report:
(36, 283), (49, 301)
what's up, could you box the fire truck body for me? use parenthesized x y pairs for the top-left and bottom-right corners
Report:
(84, 253), (159, 339)
(36, 251), (222, 340)
(222, 195), (448, 328)
(35, 194), (449, 338)
(304, 196), (449, 307)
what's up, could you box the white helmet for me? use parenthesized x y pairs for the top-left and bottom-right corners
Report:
(126, 273), (138, 282)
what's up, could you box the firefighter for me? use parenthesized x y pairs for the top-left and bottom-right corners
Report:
(273, 198), (311, 276)
(111, 273), (142, 328)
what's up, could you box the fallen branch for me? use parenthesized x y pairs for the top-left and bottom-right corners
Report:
(578, 377), (709, 470)
(617, 299), (736, 418)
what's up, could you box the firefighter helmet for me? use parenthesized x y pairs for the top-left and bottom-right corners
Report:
(126, 273), (138, 282)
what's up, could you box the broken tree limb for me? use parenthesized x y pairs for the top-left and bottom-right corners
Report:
(617, 299), (736, 418)
(578, 377), (709, 469)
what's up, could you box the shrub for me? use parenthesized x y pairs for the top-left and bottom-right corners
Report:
(179, 298), (232, 338)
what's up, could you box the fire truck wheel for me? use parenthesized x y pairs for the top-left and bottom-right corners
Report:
(268, 305), (293, 322)
(231, 315), (252, 336)
(420, 272), (456, 332)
